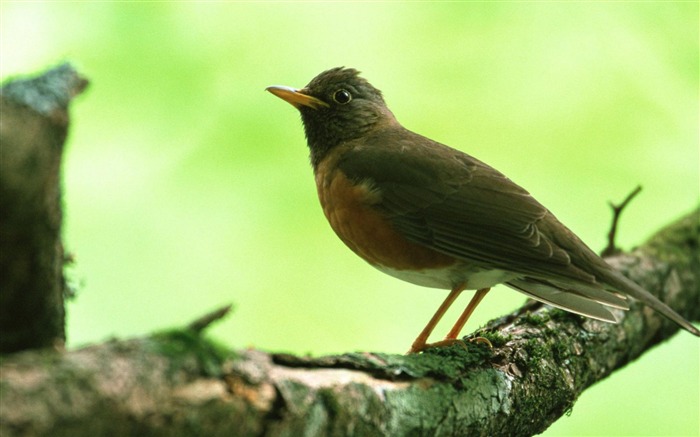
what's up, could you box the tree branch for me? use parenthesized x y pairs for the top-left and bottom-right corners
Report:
(601, 185), (643, 257)
(1, 65), (698, 437)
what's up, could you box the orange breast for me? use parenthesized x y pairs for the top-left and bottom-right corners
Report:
(314, 155), (456, 271)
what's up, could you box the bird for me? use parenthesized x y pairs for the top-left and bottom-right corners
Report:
(266, 67), (700, 353)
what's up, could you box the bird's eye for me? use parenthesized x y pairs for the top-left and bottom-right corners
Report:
(333, 89), (352, 104)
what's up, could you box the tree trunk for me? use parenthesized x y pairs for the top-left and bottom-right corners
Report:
(0, 63), (88, 353)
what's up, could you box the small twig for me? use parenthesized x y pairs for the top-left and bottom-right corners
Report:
(601, 185), (642, 257)
(187, 304), (234, 334)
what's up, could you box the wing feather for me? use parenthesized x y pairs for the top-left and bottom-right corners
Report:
(337, 128), (607, 287)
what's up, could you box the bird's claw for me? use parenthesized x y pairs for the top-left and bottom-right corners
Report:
(407, 336), (492, 354)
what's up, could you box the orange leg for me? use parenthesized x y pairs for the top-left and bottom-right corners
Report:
(408, 283), (466, 354)
(444, 288), (490, 340)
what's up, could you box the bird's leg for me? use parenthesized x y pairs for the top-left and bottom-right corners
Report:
(407, 283), (465, 354)
(444, 287), (490, 340)
(417, 287), (493, 352)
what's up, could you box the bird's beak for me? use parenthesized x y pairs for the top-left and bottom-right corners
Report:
(266, 85), (329, 110)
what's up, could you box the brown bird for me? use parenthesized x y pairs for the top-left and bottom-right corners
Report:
(267, 67), (700, 353)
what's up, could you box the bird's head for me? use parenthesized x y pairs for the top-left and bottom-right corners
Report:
(267, 67), (396, 166)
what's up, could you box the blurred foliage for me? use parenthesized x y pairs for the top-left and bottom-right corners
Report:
(1, 3), (698, 436)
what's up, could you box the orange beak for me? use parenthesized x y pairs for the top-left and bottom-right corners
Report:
(266, 85), (329, 110)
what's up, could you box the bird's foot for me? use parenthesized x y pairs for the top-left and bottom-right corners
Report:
(468, 336), (493, 348)
(407, 336), (492, 354)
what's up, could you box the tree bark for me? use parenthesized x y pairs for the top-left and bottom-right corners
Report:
(1, 65), (698, 437)
(0, 63), (88, 353)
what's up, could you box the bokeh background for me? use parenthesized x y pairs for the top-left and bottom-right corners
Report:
(2, 2), (698, 436)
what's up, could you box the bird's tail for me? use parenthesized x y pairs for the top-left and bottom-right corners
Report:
(604, 270), (700, 337)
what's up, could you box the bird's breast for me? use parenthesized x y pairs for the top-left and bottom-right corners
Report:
(314, 153), (458, 278)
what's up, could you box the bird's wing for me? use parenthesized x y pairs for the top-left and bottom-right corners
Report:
(337, 128), (622, 294)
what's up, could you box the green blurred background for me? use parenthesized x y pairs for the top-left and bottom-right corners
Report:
(2, 2), (698, 436)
